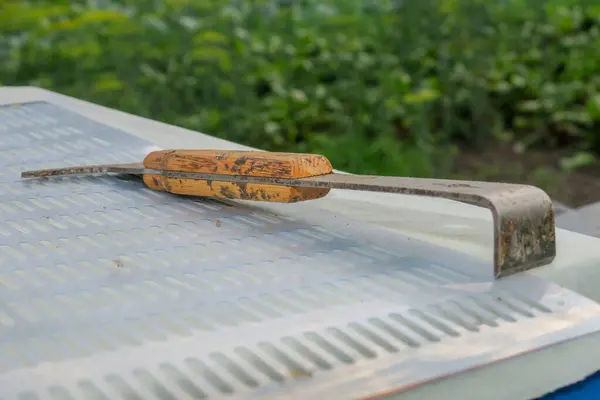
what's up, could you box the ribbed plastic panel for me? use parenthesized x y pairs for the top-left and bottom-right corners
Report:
(1, 102), (600, 400)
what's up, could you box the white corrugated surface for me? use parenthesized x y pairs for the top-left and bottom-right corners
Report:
(1, 87), (600, 400)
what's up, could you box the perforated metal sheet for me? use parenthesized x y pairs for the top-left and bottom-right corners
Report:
(1, 101), (600, 400)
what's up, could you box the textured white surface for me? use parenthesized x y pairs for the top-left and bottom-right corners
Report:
(1, 87), (600, 400)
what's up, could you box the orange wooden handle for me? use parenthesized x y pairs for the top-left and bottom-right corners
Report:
(141, 150), (333, 203)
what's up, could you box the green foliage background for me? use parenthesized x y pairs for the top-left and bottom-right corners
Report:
(1, 0), (600, 177)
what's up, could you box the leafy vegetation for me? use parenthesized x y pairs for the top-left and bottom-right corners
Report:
(1, 0), (600, 183)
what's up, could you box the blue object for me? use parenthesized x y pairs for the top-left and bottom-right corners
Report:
(539, 371), (600, 399)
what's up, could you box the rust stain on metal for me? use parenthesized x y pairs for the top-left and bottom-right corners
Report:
(22, 165), (108, 178)
(445, 183), (479, 189)
(494, 195), (556, 278)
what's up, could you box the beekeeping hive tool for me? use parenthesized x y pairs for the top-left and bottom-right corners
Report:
(21, 149), (556, 278)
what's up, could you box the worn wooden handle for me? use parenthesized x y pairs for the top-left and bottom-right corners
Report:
(141, 150), (333, 202)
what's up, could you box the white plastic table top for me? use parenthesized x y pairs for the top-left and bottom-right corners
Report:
(1, 87), (600, 400)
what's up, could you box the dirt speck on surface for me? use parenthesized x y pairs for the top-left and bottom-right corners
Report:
(289, 369), (313, 379)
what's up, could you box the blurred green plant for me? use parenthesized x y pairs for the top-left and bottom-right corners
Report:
(1, 0), (599, 177)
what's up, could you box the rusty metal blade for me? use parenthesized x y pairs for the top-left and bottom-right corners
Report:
(21, 163), (146, 178)
(155, 170), (557, 279)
